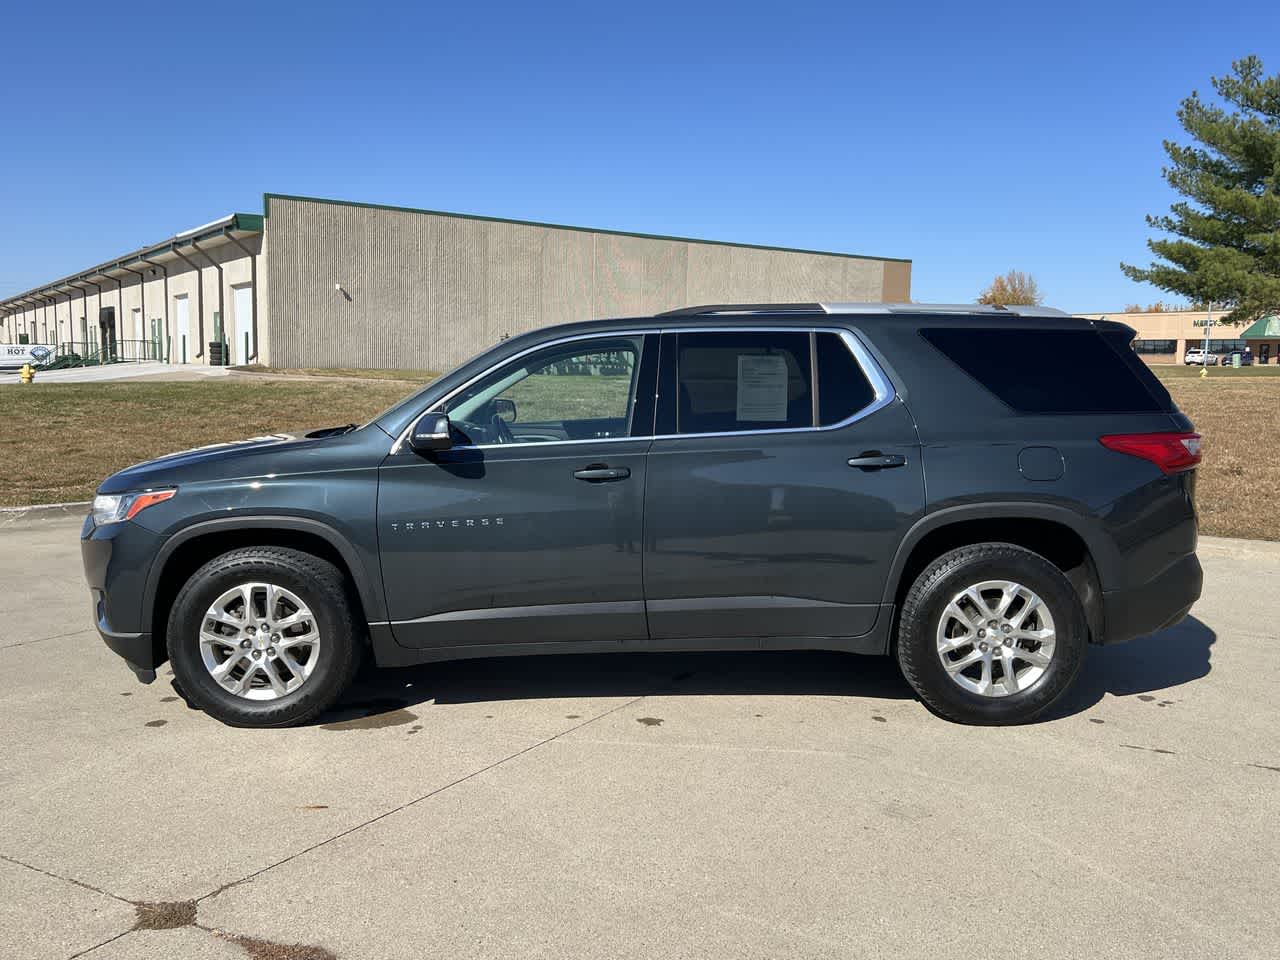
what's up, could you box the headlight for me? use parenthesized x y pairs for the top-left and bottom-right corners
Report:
(91, 489), (176, 526)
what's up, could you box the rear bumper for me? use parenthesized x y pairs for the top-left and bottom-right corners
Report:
(1100, 553), (1202, 644)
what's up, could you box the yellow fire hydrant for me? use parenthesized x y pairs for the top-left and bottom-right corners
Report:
(18, 363), (35, 384)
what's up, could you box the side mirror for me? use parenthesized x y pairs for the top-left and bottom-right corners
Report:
(493, 398), (517, 423)
(408, 412), (453, 453)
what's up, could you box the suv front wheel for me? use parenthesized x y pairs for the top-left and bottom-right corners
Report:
(896, 543), (1086, 725)
(166, 547), (362, 727)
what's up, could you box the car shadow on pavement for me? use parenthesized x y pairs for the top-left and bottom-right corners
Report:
(1042, 615), (1216, 720)
(315, 649), (914, 725)
(311, 616), (1214, 726)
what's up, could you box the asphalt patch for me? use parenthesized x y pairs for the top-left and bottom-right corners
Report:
(134, 899), (197, 929)
(223, 934), (337, 960)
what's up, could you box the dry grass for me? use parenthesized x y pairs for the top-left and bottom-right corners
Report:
(1163, 377), (1280, 541)
(1152, 364), (1280, 379)
(233, 364), (438, 383)
(0, 380), (418, 506)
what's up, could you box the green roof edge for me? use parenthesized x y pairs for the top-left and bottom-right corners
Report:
(0, 212), (262, 310)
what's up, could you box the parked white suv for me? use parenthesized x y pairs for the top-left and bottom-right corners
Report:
(1184, 347), (1218, 366)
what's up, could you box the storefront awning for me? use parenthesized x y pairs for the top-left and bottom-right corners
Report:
(1241, 315), (1280, 339)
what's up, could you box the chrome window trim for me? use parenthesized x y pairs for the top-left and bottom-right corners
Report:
(389, 325), (896, 454)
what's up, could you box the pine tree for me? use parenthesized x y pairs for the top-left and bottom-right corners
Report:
(1122, 57), (1280, 323)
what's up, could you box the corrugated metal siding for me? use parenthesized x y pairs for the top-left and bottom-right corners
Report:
(265, 197), (904, 370)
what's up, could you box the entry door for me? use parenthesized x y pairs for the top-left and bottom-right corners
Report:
(99, 307), (117, 360)
(377, 333), (657, 649)
(643, 329), (924, 641)
(175, 296), (191, 363)
(232, 286), (253, 365)
(131, 308), (143, 357)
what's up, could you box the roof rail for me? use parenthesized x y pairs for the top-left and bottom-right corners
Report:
(660, 302), (1071, 319)
(658, 303), (823, 317)
(820, 302), (1071, 318)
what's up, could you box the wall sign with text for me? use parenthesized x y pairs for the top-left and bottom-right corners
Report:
(0, 343), (56, 367)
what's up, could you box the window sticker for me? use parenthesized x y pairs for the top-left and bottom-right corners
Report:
(736, 354), (789, 421)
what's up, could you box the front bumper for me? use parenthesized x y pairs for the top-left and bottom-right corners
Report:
(93, 605), (157, 683)
(1100, 552), (1203, 644)
(81, 514), (164, 682)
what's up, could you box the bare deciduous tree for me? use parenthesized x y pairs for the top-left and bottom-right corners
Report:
(977, 270), (1043, 306)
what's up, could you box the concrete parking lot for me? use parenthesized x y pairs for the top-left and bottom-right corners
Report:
(1, 513), (1276, 960)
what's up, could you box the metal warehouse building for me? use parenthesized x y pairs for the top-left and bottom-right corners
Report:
(0, 194), (912, 371)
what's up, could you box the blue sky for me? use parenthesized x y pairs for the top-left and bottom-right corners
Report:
(2, 0), (1276, 312)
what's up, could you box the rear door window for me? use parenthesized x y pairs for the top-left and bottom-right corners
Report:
(920, 328), (1169, 413)
(674, 331), (812, 433)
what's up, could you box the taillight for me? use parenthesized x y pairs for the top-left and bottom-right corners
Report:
(1099, 432), (1202, 475)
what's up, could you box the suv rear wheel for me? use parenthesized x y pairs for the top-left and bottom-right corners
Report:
(166, 547), (362, 727)
(896, 543), (1086, 725)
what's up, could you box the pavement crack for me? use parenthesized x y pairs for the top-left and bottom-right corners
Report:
(0, 627), (96, 651)
(196, 693), (651, 905)
(1118, 742), (1278, 772)
(66, 928), (134, 959)
(0, 852), (133, 906)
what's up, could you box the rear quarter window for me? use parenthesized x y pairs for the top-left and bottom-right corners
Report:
(919, 327), (1170, 414)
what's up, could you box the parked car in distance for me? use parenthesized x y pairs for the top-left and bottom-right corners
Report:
(82, 303), (1203, 727)
(1184, 347), (1218, 365)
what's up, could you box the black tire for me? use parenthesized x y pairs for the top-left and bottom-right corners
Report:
(166, 547), (362, 727)
(896, 543), (1086, 725)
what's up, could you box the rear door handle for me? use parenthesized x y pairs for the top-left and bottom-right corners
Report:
(573, 465), (631, 482)
(847, 453), (907, 470)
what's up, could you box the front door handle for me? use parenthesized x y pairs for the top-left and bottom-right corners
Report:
(847, 453), (907, 470)
(573, 465), (631, 482)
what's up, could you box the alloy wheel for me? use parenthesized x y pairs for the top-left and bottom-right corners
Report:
(935, 579), (1056, 697)
(198, 582), (321, 700)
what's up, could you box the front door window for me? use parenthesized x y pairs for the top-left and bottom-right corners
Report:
(442, 337), (643, 445)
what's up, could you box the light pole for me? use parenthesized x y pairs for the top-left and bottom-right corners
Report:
(1201, 302), (1214, 377)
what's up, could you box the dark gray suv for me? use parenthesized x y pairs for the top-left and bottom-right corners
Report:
(81, 303), (1203, 727)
